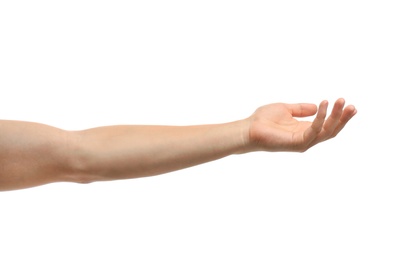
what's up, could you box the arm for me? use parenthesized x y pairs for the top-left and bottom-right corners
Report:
(0, 98), (356, 191)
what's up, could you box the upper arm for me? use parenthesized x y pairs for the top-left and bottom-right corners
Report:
(0, 120), (83, 191)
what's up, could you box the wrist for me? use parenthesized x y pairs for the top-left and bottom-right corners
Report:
(231, 118), (252, 154)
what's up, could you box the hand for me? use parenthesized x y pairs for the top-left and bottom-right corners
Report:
(244, 98), (357, 152)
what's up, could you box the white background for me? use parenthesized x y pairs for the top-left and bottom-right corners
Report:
(1, 1), (418, 259)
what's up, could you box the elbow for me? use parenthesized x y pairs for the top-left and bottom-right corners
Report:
(63, 131), (100, 185)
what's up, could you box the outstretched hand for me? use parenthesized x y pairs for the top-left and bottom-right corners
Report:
(0, 97), (357, 191)
(244, 98), (357, 152)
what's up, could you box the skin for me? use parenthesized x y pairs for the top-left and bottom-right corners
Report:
(0, 98), (356, 191)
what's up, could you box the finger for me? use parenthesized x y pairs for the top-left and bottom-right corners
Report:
(287, 103), (318, 117)
(320, 98), (345, 139)
(330, 105), (357, 138)
(303, 100), (328, 143)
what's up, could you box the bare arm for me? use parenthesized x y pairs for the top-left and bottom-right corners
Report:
(75, 120), (248, 182)
(0, 98), (356, 191)
(0, 120), (80, 191)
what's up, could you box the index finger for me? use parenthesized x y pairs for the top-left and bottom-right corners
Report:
(303, 100), (328, 144)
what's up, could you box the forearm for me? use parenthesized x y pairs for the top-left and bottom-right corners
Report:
(75, 120), (249, 182)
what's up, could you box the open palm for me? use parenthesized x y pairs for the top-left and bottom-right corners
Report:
(246, 98), (357, 152)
